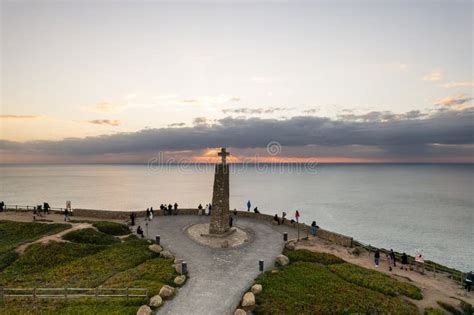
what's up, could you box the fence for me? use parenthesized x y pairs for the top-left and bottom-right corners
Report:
(0, 287), (148, 302)
(3, 204), (68, 212)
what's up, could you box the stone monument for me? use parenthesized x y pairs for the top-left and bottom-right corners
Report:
(209, 148), (231, 234)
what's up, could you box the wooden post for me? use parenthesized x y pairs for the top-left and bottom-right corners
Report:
(0, 287), (4, 305)
(33, 288), (36, 300)
(126, 287), (129, 301)
(64, 287), (67, 301)
(95, 287), (98, 298)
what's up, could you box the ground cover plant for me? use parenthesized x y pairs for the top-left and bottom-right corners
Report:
(62, 228), (119, 245)
(285, 248), (345, 265)
(92, 221), (131, 236)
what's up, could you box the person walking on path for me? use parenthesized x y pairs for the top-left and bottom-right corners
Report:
(389, 249), (396, 267)
(130, 212), (136, 226)
(247, 200), (251, 211)
(374, 249), (381, 267)
(466, 271), (473, 292)
(64, 208), (70, 222)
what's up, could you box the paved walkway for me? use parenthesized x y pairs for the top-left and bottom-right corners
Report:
(136, 215), (297, 315)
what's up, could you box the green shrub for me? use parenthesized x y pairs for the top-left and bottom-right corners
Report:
(63, 228), (119, 245)
(460, 300), (473, 315)
(329, 263), (422, 300)
(286, 249), (345, 265)
(0, 250), (18, 271)
(424, 308), (446, 315)
(92, 221), (130, 236)
(254, 262), (418, 315)
(437, 301), (462, 315)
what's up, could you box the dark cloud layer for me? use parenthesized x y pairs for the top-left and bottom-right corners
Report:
(1, 108), (473, 160)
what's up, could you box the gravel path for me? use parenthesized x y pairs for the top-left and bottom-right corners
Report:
(136, 215), (297, 315)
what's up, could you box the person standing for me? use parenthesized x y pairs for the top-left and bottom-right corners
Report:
(310, 221), (318, 236)
(281, 211), (287, 224)
(173, 203), (178, 215)
(149, 207), (154, 220)
(64, 208), (70, 222)
(229, 216), (233, 227)
(208, 204), (212, 216)
(146, 208), (150, 221)
(247, 200), (251, 211)
(466, 271), (473, 292)
(130, 212), (136, 226)
(389, 249), (396, 267)
(168, 204), (173, 215)
(374, 249), (380, 267)
(0, 201), (4, 212)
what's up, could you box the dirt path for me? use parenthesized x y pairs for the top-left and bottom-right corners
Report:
(295, 237), (473, 312)
(15, 223), (93, 255)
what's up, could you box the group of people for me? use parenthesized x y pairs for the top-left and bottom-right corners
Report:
(160, 203), (179, 216)
(198, 203), (212, 216)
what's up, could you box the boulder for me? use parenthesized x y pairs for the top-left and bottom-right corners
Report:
(285, 242), (295, 250)
(160, 250), (174, 259)
(241, 292), (255, 307)
(251, 284), (262, 294)
(148, 244), (163, 253)
(275, 254), (289, 267)
(234, 309), (247, 315)
(174, 275), (186, 286)
(174, 263), (182, 274)
(137, 305), (152, 315)
(159, 285), (175, 299)
(149, 294), (163, 308)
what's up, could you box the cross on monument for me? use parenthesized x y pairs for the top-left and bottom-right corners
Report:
(217, 147), (230, 164)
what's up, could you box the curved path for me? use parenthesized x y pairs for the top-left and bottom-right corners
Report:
(136, 215), (297, 315)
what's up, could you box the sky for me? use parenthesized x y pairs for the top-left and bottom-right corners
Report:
(1, 0), (473, 163)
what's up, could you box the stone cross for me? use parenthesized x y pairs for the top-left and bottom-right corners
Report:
(217, 147), (230, 164)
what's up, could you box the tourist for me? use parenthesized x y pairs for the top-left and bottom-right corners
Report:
(149, 207), (154, 221)
(374, 249), (380, 267)
(233, 208), (238, 216)
(208, 204), (212, 216)
(401, 252), (408, 270)
(168, 204), (173, 215)
(174, 203), (178, 215)
(390, 249), (396, 267)
(386, 253), (393, 271)
(137, 226), (144, 238)
(254, 207), (260, 214)
(247, 200), (251, 211)
(0, 201), (4, 212)
(281, 211), (287, 224)
(130, 212), (136, 226)
(64, 208), (70, 222)
(273, 214), (281, 225)
(465, 271), (472, 292)
(160, 204), (165, 214)
(310, 221), (318, 236)
(43, 202), (50, 215)
(146, 208), (150, 221)
(229, 216), (233, 227)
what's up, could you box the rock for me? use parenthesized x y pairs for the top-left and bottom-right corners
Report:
(271, 269), (279, 274)
(174, 263), (182, 274)
(160, 250), (174, 259)
(234, 309), (247, 315)
(251, 284), (262, 294)
(148, 244), (163, 253)
(159, 285), (175, 299)
(137, 305), (152, 315)
(174, 275), (186, 286)
(275, 254), (289, 267)
(285, 242), (295, 250)
(149, 295), (163, 308)
(241, 292), (255, 307)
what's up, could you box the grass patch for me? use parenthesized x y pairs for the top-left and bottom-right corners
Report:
(63, 228), (119, 245)
(92, 221), (130, 236)
(329, 262), (422, 300)
(0, 220), (70, 270)
(254, 262), (418, 315)
(437, 301), (462, 315)
(286, 249), (345, 265)
(424, 308), (446, 315)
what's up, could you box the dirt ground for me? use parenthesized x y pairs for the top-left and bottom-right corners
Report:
(294, 237), (473, 313)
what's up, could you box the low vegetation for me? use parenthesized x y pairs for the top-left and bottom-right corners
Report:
(0, 221), (177, 314)
(252, 249), (420, 315)
(63, 228), (119, 245)
(285, 248), (345, 265)
(92, 221), (131, 236)
(329, 262), (422, 300)
(0, 220), (70, 270)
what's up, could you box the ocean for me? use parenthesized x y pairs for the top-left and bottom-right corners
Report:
(1, 164), (472, 271)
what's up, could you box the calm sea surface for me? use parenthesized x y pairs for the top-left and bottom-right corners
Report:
(1, 164), (472, 271)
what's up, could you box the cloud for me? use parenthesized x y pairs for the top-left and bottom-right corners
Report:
(422, 70), (443, 81)
(222, 107), (295, 114)
(88, 119), (121, 126)
(168, 122), (186, 127)
(2, 107), (473, 162)
(442, 81), (474, 88)
(0, 115), (40, 119)
(338, 110), (426, 122)
(434, 94), (473, 107)
(302, 108), (319, 114)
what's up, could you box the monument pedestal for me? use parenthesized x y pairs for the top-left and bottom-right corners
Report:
(209, 164), (230, 234)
